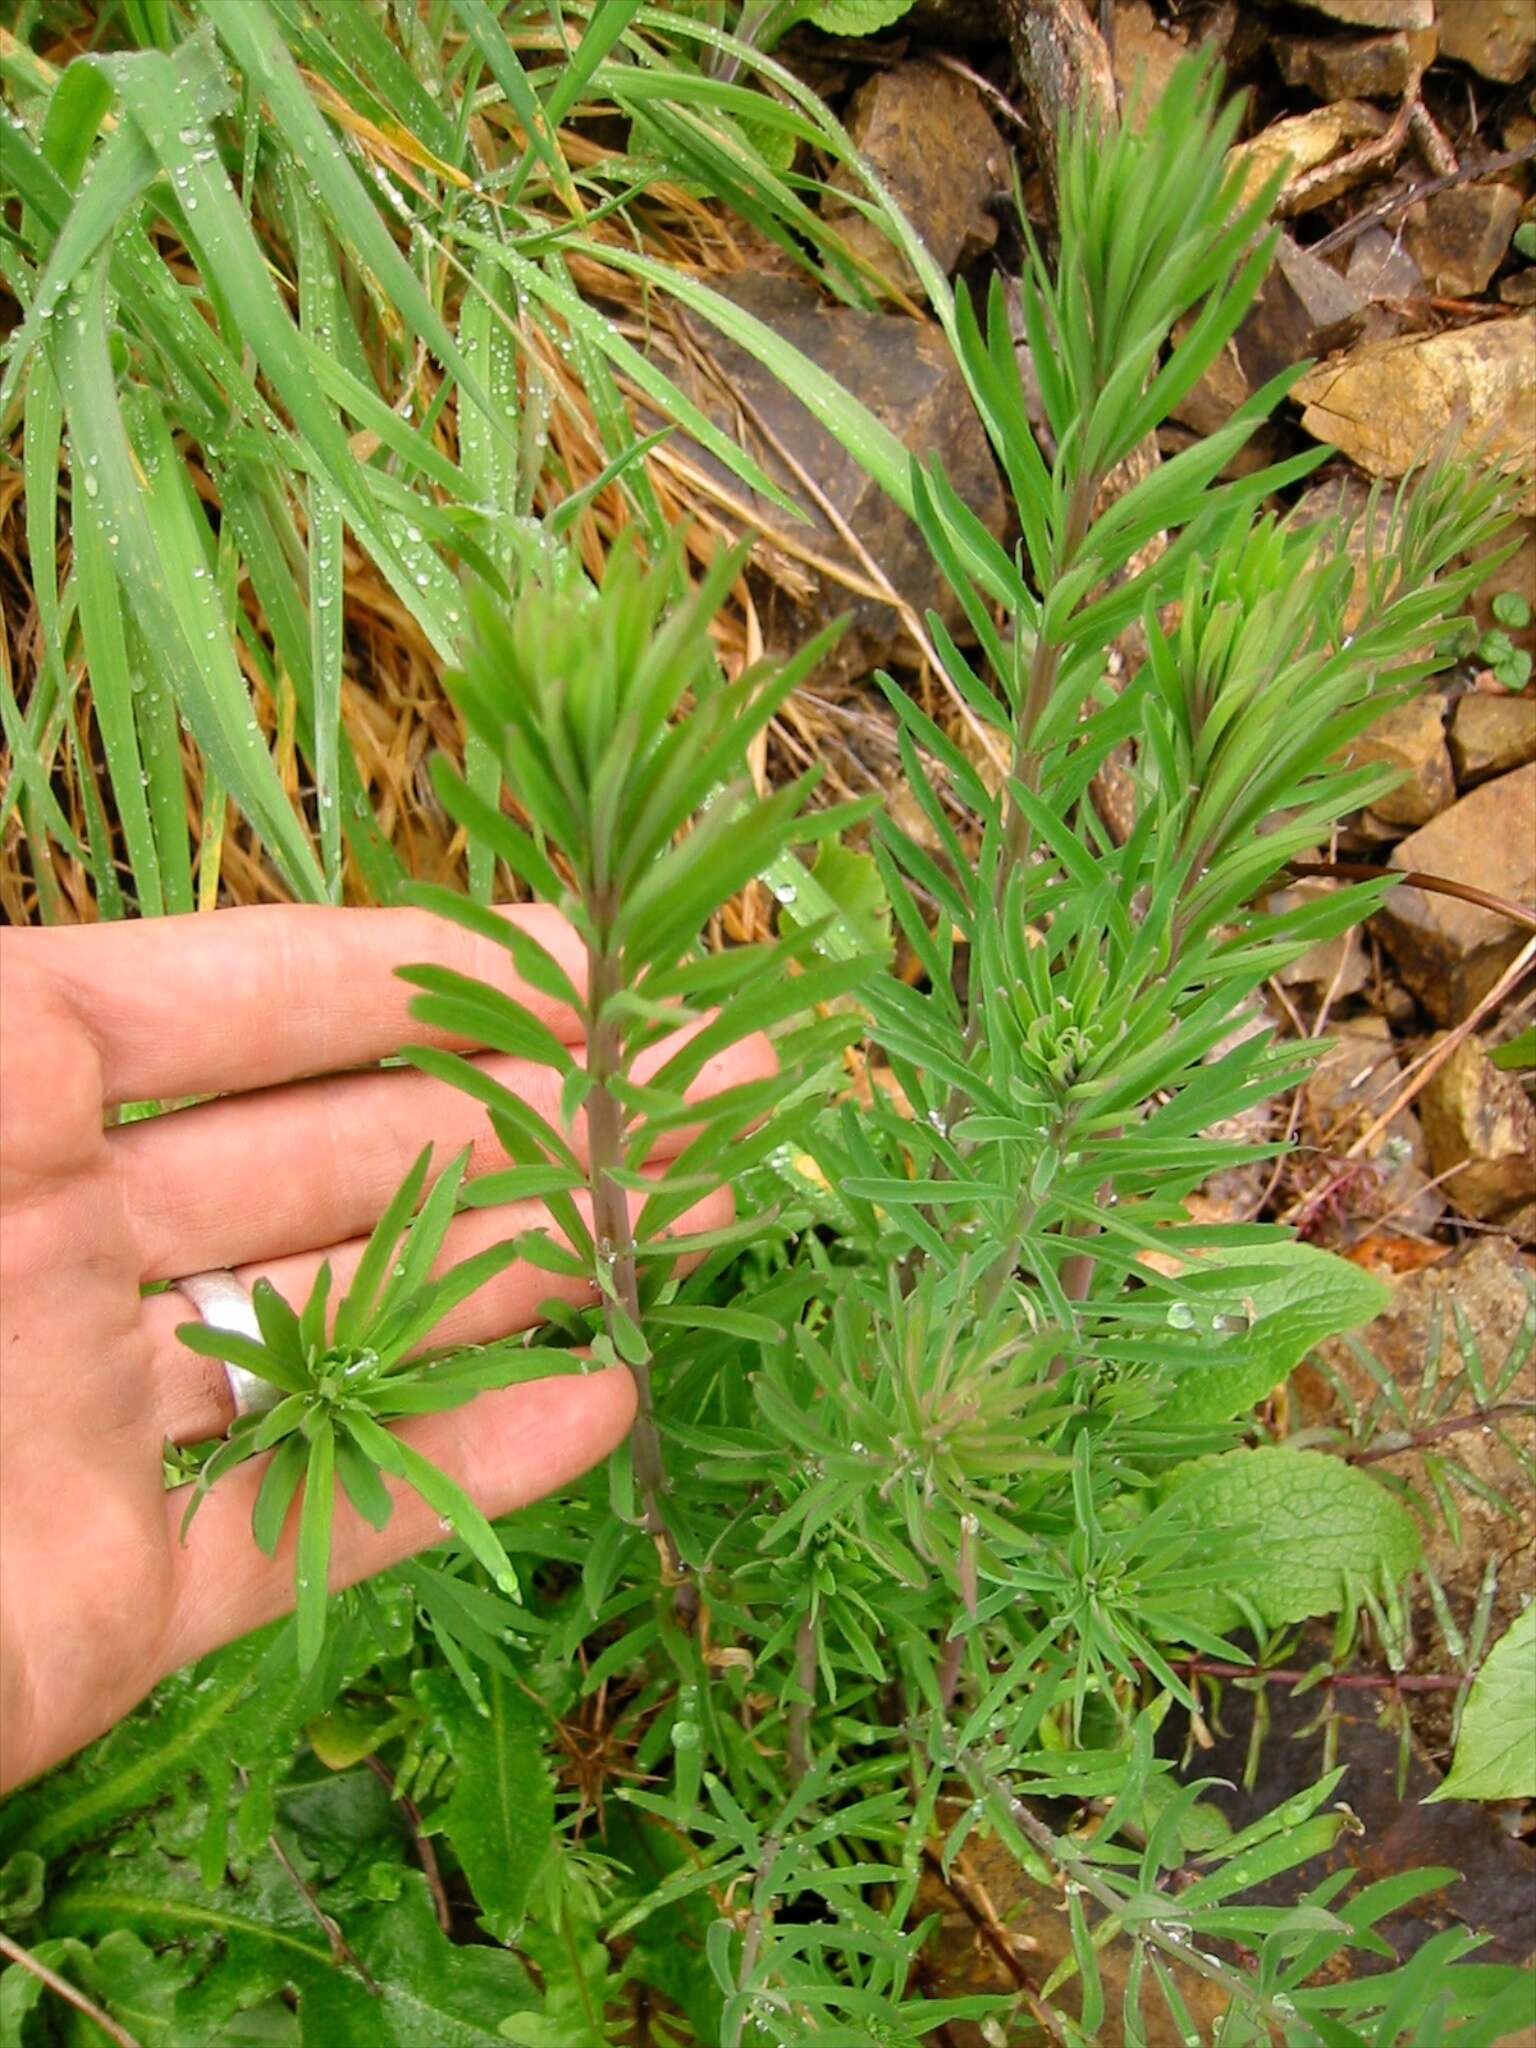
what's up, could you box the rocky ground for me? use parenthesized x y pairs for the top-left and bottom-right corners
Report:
(659, 2), (1535, 2031)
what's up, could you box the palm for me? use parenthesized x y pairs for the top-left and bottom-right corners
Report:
(0, 906), (757, 1792)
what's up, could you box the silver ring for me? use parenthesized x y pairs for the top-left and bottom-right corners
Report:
(179, 1270), (282, 1420)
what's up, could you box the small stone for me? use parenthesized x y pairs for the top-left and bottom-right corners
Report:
(1277, 29), (1437, 101)
(1374, 763), (1536, 1022)
(1112, 0), (1186, 122)
(1269, 879), (1370, 998)
(1228, 101), (1388, 214)
(1345, 225), (1424, 302)
(823, 61), (1004, 289)
(1293, 315), (1536, 515)
(1499, 270), (1536, 307)
(667, 275), (1008, 683)
(1450, 693), (1536, 786)
(1295, 0), (1433, 26)
(1170, 237), (1365, 443)
(1438, 0), (1536, 82)
(1404, 183), (1523, 298)
(1247, 235), (1368, 381)
(1420, 1036), (1536, 1220)
(1349, 695), (1456, 829)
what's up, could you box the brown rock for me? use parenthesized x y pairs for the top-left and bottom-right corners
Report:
(1301, 1012), (1445, 1234)
(1295, 0), (1433, 26)
(1420, 1035), (1536, 1219)
(1170, 237), (1365, 443)
(1228, 101), (1388, 213)
(1277, 29), (1437, 100)
(1374, 762), (1536, 1022)
(669, 275), (1008, 682)
(1293, 315), (1536, 516)
(1451, 691), (1536, 784)
(1346, 223), (1425, 301)
(1405, 184), (1523, 298)
(1250, 235), (1369, 378)
(1438, 0), (1536, 82)
(1269, 879), (1370, 998)
(824, 61), (1003, 288)
(1501, 270), (1536, 307)
(1350, 694), (1456, 827)
(1112, 0), (1186, 123)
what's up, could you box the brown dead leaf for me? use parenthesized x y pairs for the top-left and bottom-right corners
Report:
(1293, 314), (1536, 514)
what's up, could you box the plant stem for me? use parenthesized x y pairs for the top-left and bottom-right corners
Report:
(585, 936), (677, 1570)
(965, 1758), (1305, 2027)
(937, 1513), (979, 1713)
(788, 1613), (818, 1784)
(364, 1753), (451, 1933)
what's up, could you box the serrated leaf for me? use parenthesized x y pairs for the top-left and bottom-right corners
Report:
(1156, 1447), (1421, 1634)
(412, 1665), (555, 1941)
(1430, 1603), (1535, 1803)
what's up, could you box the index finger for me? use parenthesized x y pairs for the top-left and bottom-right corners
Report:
(10, 902), (586, 1107)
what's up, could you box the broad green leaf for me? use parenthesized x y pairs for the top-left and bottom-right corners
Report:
(412, 1665), (555, 1940)
(0, 1626), (306, 1860)
(1156, 1448), (1422, 1635)
(801, 0), (915, 31)
(45, 1853), (534, 2047)
(781, 840), (893, 964)
(1153, 1242), (1391, 1425)
(1430, 1604), (1536, 1803)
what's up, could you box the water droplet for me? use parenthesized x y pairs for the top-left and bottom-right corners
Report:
(82, 473), (100, 498)
(1166, 1301), (1196, 1330)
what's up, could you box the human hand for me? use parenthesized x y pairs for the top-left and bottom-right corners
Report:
(0, 905), (764, 1794)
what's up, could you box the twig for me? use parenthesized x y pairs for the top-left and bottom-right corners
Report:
(265, 1819), (380, 1990)
(929, 52), (1035, 140)
(917, 1844), (1065, 2043)
(1311, 140), (1536, 258)
(1345, 1399), (1536, 1468)
(1286, 858), (1536, 936)
(364, 1753), (452, 1933)
(0, 1933), (143, 2048)
(232, 1765), (376, 1985)
(724, 1836), (780, 2048)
